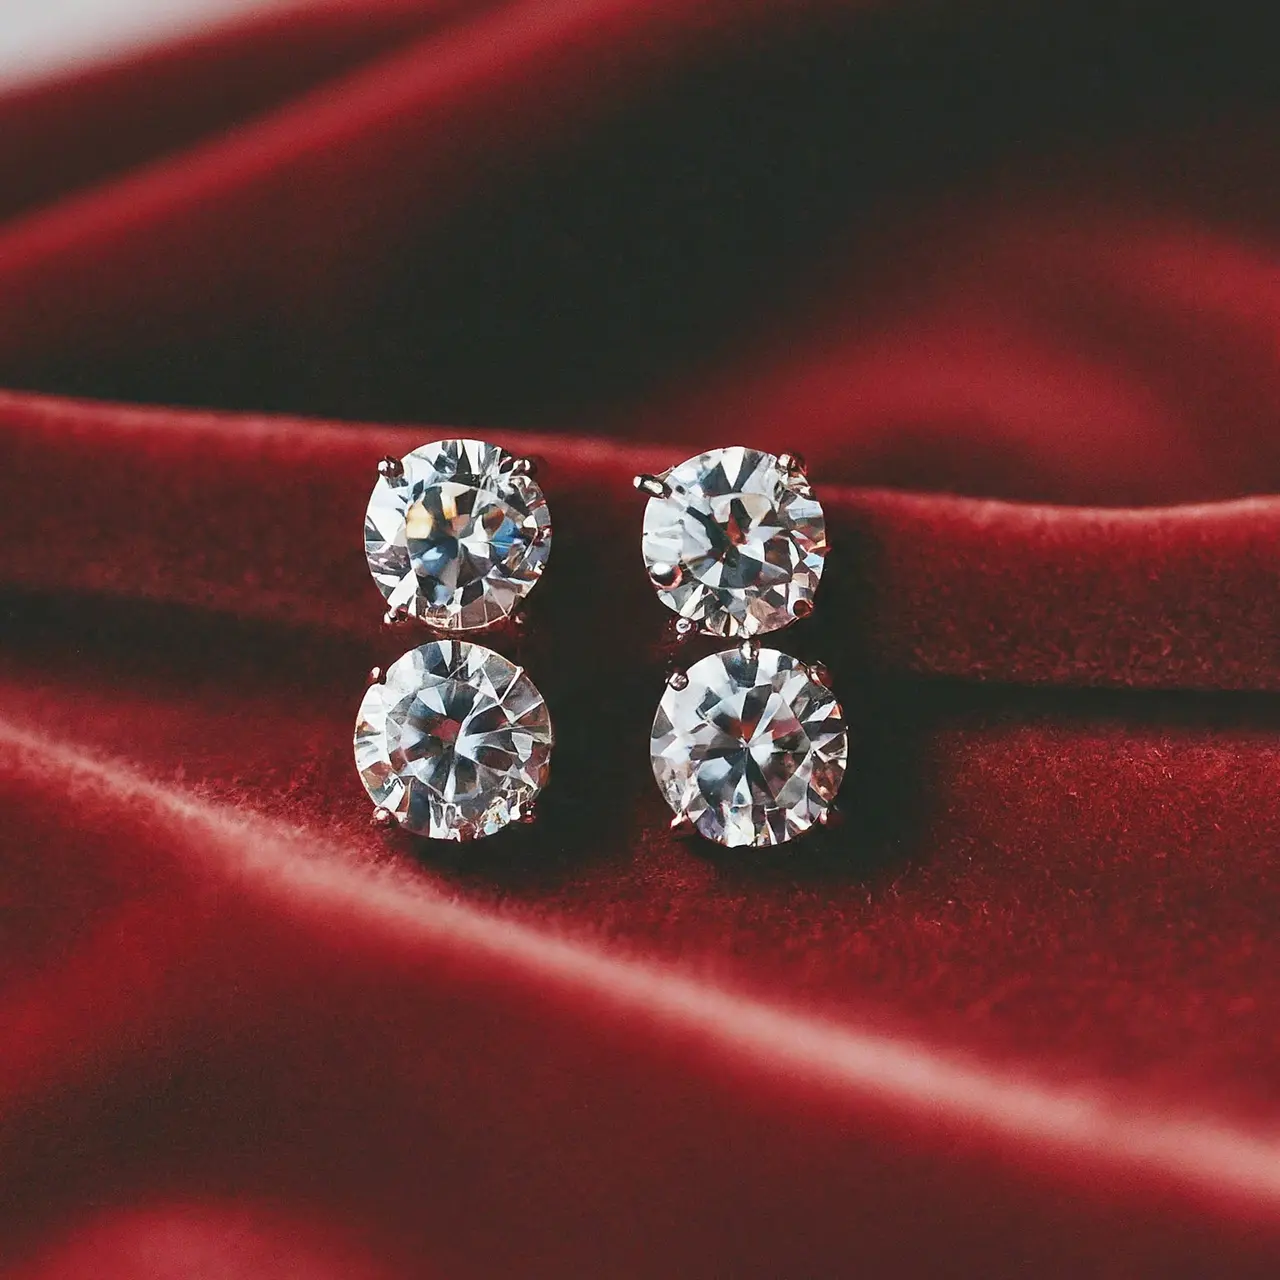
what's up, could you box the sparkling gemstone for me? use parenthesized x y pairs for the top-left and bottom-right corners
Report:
(641, 447), (827, 637)
(650, 646), (846, 847)
(354, 640), (554, 840)
(365, 439), (551, 631)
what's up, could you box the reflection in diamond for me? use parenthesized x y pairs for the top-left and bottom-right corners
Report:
(355, 641), (554, 840)
(641, 447), (826, 637)
(651, 646), (846, 847)
(365, 439), (551, 631)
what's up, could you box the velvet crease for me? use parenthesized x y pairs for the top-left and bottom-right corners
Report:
(4, 1), (1280, 1275)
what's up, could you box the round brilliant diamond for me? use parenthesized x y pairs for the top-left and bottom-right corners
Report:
(365, 439), (551, 631)
(650, 646), (846, 847)
(640, 447), (826, 637)
(355, 640), (553, 840)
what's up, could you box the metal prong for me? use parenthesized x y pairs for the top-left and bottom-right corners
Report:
(383, 605), (411, 628)
(777, 451), (807, 477)
(371, 807), (396, 829)
(793, 598), (814, 620)
(818, 806), (844, 829)
(807, 661), (833, 689)
(518, 804), (538, 826)
(508, 456), (539, 478)
(367, 666), (385, 687)
(377, 454), (404, 480)
(674, 617), (697, 638)
(669, 812), (696, 838)
(738, 637), (760, 662)
(633, 474), (671, 499)
(648, 562), (682, 589)
(667, 669), (690, 691)
(454, 820), (478, 843)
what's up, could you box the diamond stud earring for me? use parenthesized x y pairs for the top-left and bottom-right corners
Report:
(634, 446), (826, 637)
(366, 438), (551, 632)
(637, 446), (844, 846)
(355, 640), (554, 841)
(650, 639), (847, 847)
(357, 438), (554, 841)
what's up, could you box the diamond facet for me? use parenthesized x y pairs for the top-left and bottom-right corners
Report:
(650, 647), (846, 847)
(365, 439), (551, 631)
(640, 447), (827, 637)
(354, 640), (553, 840)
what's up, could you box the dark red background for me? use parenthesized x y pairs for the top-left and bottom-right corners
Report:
(4, 1), (1280, 1274)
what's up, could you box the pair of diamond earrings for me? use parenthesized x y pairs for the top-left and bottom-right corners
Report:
(352, 440), (848, 848)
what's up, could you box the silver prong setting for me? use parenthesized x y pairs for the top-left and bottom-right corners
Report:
(738, 637), (760, 663)
(367, 666), (385, 687)
(371, 807), (397, 829)
(377, 454), (404, 481)
(777, 451), (807, 478)
(818, 806), (844, 829)
(667, 669), (690, 691)
(634, 474), (671, 500)
(669, 812), (696, 838)
(507, 456), (539, 478)
(383, 605), (411, 628)
(674, 617), (697, 638)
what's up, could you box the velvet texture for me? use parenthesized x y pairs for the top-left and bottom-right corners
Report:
(3, 2), (1280, 1275)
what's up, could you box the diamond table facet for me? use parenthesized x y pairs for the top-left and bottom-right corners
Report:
(355, 641), (554, 840)
(640, 447), (827, 637)
(365, 439), (551, 631)
(650, 646), (847, 847)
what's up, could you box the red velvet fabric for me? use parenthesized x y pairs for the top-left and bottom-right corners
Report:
(4, 1), (1280, 1274)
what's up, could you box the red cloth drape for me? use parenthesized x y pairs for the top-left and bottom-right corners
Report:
(3, 2), (1280, 1274)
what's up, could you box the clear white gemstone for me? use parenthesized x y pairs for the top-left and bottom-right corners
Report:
(641, 447), (826, 637)
(650, 647), (846, 847)
(365, 439), (551, 631)
(354, 640), (553, 840)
